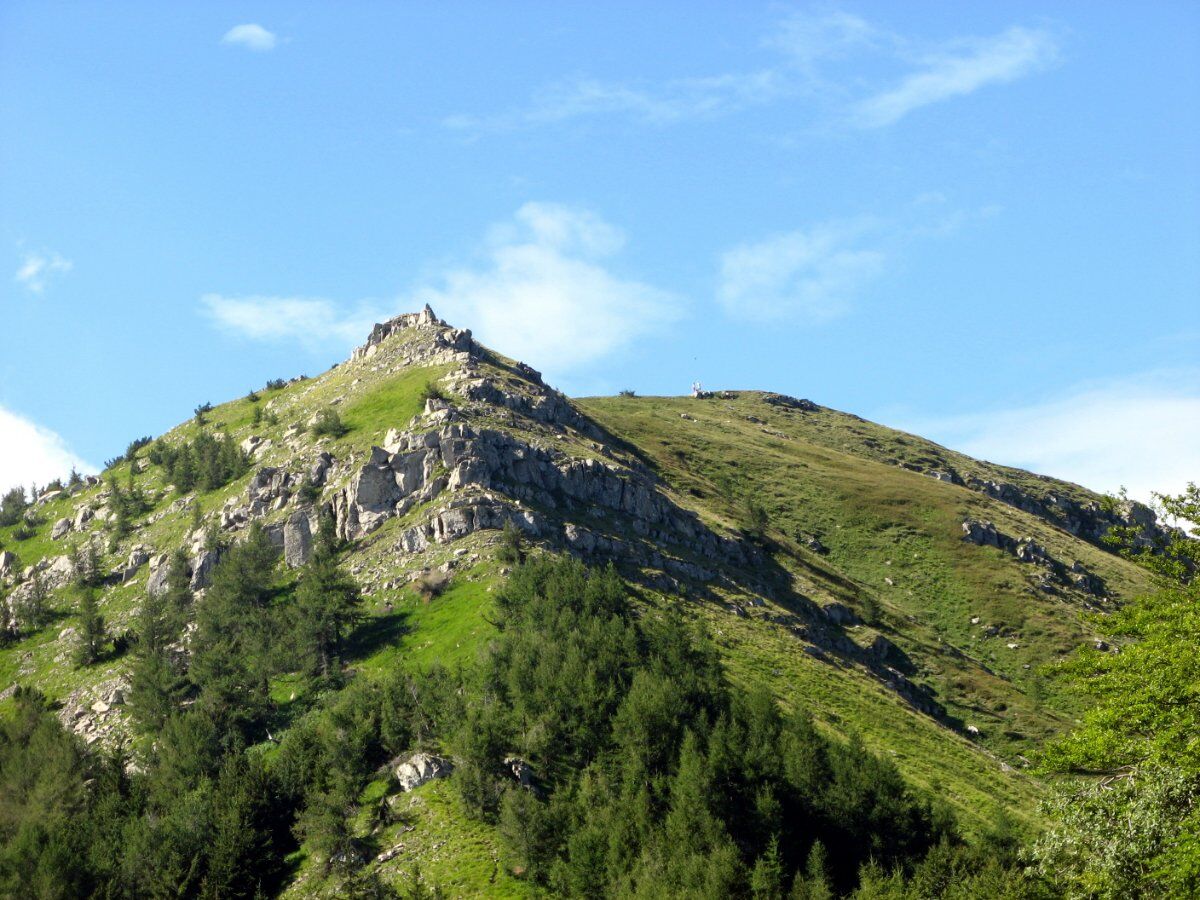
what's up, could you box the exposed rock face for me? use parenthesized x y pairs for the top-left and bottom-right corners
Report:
(283, 510), (314, 568)
(331, 421), (753, 578)
(51, 518), (72, 540)
(0, 551), (15, 580)
(394, 752), (453, 791)
(352, 304), (472, 363)
(762, 393), (818, 412)
(962, 519), (1105, 597)
(190, 549), (220, 590)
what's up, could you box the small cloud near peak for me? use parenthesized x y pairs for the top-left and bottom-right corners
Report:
(221, 24), (277, 52)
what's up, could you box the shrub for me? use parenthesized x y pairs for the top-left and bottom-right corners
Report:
(421, 379), (449, 404)
(413, 571), (450, 602)
(194, 402), (213, 425)
(0, 487), (28, 527)
(125, 436), (152, 460)
(618, 389), (637, 398)
(310, 409), (349, 438)
(265, 378), (288, 391)
(497, 520), (525, 565)
(246, 389), (260, 403)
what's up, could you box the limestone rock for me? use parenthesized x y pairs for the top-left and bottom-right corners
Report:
(51, 518), (72, 540)
(393, 752), (453, 792)
(283, 510), (313, 568)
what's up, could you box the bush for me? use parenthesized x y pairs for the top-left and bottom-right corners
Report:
(125, 436), (152, 460)
(618, 389), (637, 398)
(421, 380), (449, 404)
(246, 389), (260, 403)
(265, 378), (287, 391)
(413, 571), (450, 602)
(0, 487), (28, 527)
(194, 402), (213, 425)
(497, 520), (525, 565)
(310, 409), (349, 438)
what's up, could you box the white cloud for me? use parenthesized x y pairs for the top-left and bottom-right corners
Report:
(446, 13), (1059, 133)
(201, 295), (380, 348)
(221, 23), (277, 52)
(718, 219), (885, 322)
(854, 26), (1058, 127)
(0, 405), (95, 495)
(899, 372), (1200, 503)
(446, 70), (785, 131)
(201, 203), (681, 383)
(417, 203), (681, 378)
(14, 250), (72, 293)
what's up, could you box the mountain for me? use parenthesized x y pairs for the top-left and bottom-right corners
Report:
(0, 307), (1166, 896)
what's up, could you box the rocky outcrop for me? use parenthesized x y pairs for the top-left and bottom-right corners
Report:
(962, 519), (1105, 597)
(332, 421), (753, 578)
(393, 752), (453, 791)
(352, 304), (472, 363)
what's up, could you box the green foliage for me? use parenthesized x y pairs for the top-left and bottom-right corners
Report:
(1030, 485), (1200, 897)
(292, 538), (363, 682)
(73, 585), (106, 667)
(744, 497), (770, 542)
(0, 486), (28, 527)
(194, 401), (213, 425)
(150, 431), (249, 493)
(618, 389), (637, 398)
(420, 379), (450, 404)
(311, 407), (350, 438)
(128, 560), (191, 734)
(189, 525), (280, 740)
(495, 519), (525, 565)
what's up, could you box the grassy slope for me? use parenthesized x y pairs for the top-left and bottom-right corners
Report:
(578, 393), (1151, 825)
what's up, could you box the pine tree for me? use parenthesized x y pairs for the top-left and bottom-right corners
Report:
(293, 542), (362, 681)
(128, 584), (188, 733)
(74, 585), (106, 667)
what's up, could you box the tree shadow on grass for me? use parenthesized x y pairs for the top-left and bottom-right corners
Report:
(345, 611), (410, 663)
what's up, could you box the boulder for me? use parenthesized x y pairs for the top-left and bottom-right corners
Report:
(50, 518), (72, 540)
(190, 549), (220, 590)
(821, 602), (859, 626)
(73, 507), (94, 531)
(0, 551), (15, 579)
(394, 752), (453, 792)
(283, 511), (313, 568)
(147, 562), (171, 597)
(504, 757), (535, 788)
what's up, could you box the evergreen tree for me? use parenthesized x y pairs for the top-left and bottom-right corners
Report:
(189, 525), (279, 739)
(128, 584), (189, 734)
(73, 585), (106, 667)
(293, 538), (362, 681)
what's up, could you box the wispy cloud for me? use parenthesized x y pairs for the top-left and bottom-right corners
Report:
(717, 197), (993, 322)
(445, 70), (786, 131)
(853, 26), (1059, 127)
(898, 371), (1200, 503)
(446, 10), (1059, 133)
(718, 219), (884, 322)
(221, 23), (277, 52)
(202, 203), (681, 384)
(14, 249), (72, 293)
(201, 295), (380, 348)
(0, 405), (95, 494)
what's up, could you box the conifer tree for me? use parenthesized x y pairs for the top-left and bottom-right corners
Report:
(293, 536), (362, 681)
(74, 585), (106, 667)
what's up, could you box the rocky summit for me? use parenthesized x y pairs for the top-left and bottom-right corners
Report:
(0, 307), (1178, 896)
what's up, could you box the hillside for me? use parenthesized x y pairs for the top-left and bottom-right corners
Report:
(0, 307), (1165, 896)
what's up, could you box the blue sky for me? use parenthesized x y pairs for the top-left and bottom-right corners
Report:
(2, 2), (1198, 502)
